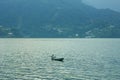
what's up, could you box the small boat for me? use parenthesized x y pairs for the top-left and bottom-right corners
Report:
(52, 58), (64, 61)
(51, 54), (64, 62)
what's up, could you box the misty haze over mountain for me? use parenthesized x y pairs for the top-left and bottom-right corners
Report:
(0, 0), (120, 38)
(83, 0), (120, 12)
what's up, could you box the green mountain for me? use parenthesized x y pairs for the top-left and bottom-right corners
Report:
(0, 0), (120, 38)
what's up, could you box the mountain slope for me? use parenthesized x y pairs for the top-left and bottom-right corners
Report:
(0, 0), (120, 38)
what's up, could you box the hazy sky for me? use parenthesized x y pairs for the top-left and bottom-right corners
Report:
(82, 0), (120, 12)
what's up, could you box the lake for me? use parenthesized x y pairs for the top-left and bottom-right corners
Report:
(0, 39), (120, 80)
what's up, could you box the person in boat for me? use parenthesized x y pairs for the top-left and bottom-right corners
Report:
(51, 54), (56, 60)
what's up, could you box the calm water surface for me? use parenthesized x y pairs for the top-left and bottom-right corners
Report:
(0, 39), (120, 80)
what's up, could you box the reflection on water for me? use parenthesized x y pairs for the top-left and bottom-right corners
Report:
(0, 39), (120, 80)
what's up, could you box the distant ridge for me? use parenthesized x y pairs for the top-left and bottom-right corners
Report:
(0, 0), (120, 38)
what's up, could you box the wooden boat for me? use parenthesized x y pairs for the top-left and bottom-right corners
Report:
(52, 58), (64, 61)
(51, 54), (64, 62)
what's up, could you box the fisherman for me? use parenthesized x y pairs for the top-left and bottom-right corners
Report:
(51, 54), (56, 59)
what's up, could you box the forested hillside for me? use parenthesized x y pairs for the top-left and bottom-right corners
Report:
(0, 0), (120, 38)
